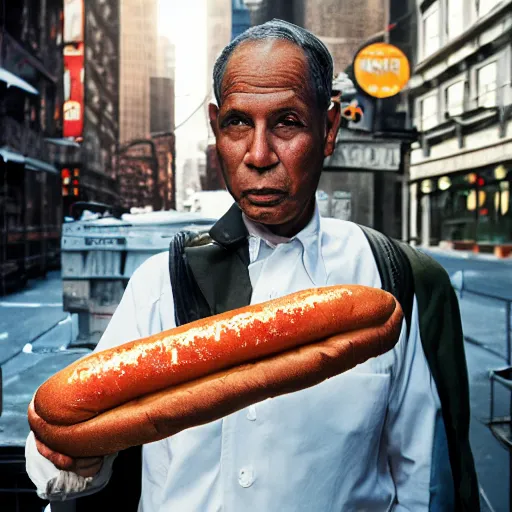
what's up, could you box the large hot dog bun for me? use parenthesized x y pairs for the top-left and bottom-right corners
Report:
(29, 285), (403, 457)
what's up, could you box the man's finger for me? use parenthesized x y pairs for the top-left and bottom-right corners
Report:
(34, 437), (75, 471)
(34, 436), (103, 476)
(74, 460), (104, 478)
(74, 456), (104, 470)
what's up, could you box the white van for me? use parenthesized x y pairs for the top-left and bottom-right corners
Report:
(183, 190), (234, 218)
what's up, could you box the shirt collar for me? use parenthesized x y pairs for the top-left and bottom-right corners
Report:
(242, 202), (328, 287)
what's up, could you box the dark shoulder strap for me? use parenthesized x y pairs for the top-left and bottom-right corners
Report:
(168, 230), (252, 326)
(358, 225), (414, 337)
(399, 244), (479, 511)
(168, 231), (212, 326)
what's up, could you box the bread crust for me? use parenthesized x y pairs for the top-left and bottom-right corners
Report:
(29, 285), (403, 457)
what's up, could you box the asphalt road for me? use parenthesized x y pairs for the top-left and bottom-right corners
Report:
(422, 249), (512, 512)
(0, 271), (69, 366)
(0, 261), (511, 511)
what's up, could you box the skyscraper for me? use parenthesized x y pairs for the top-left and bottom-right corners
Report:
(249, 0), (385, 74)
(203, 0), (232, 190)
(119, 0), (159, 143)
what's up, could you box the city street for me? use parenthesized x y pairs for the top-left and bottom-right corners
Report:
(422, 249), (512, 512)
(0, 259), (511, 510)
(0, 273), (87, 449)
(0, 272), (69, 366)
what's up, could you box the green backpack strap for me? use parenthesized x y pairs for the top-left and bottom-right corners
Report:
(359, 225), (479, 510)
(358, 225), (414, 336)
(399, 244), (479, 511)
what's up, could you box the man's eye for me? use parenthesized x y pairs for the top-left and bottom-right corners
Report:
(223, 118), (248, 128)
(277, 117), (303, 127)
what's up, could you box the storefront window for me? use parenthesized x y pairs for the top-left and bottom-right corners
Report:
(417, 166), (511, 246)
(476, 176), (511, 243)
(438, 176), (451, 190)
(441, 187), (477, 242)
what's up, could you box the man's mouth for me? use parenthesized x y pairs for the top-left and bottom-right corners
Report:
(243, 189), (287, 206)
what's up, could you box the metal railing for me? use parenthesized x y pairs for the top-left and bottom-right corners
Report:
(450, 269), (512, 365)
(450, 269), (512, 511)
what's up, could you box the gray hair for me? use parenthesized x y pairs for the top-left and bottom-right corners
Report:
(213, 19), (333, 110)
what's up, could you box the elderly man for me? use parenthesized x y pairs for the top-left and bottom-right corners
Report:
(26, 20), (477, 511)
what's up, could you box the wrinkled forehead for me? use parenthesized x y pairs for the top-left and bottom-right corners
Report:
(220, 39), (316, 106)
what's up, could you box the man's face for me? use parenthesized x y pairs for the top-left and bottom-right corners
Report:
(209, 39), (340, 233)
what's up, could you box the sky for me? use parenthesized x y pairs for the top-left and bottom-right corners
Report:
(158, 0), (209, 152)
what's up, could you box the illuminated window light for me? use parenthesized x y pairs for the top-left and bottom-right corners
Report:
(438, 176), (451, 191)
(467, 190), (476, 211)
(494, 165), (507, 180)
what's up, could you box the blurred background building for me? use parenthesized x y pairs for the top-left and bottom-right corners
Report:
(116, 0), (177, 212)
(119, 0), (158, 143)
(0, 0), (64, 288)
(79, 0), (120, 207)
(202, 0), (233, 192)
(240, 0), (418, 239)
(232, 0), (252, 40)
(1, 0), (510, 280)
(408, 0), (512, 257)
(54, 0), (120, 213)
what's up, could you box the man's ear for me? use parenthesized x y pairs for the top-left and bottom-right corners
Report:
(324, 101), (342, 158)
(208, 103), (219, 137)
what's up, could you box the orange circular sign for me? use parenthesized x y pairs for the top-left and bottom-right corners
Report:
(354, 43), (410, 99)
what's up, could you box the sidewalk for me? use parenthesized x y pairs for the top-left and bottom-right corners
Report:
(424, 251), (511, 511)
(419, 246), (512, 264)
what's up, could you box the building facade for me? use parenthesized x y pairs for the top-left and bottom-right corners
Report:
(152, 132), (176, 210)
(232, 0), (251, 40)
(204, 0), (232, 191)
(249, 0), (385, 75)
(154, 36), (175, 132)
(0, 0), (65, 288)
(81, 0), (120, 206)
(248, 0), (416, 238)
(119, 0), (158, 143)
(408, 0), (512, 256)
(151, 36), (175, 134)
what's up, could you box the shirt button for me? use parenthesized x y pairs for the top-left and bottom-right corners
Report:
(238, 466), (254, 488)
(246, 405), (257, 421)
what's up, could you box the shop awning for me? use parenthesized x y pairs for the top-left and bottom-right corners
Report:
(0, 146), (25, 164)
(0, 147), (58, 174)
(45, 137), (81, 148)
(25, 157), (58, 174)
(0, 67), (39, 95)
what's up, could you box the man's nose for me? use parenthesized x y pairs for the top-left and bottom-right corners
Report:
(243, 127), (279, 171)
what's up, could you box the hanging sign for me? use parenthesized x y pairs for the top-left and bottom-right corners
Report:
(354, 43), (410, 99)
(63, 44), (84, 138)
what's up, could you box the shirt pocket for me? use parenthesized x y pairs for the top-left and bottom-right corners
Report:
(262, 370), (391, 439)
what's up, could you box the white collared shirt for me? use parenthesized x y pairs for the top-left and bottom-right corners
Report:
(26, 206), (442, 511)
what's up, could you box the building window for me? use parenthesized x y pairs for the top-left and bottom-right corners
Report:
(447, 0), (465, 39)
(445, 81), (465, 116)
(478, 0), (501, 17)
(419, 94), (439, 131)
(477, 61), (498, 108)
(422, 2), (440, 58)
(418, 167), (512, 246)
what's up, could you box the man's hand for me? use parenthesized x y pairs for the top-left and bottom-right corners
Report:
(34, 436), (104, 478)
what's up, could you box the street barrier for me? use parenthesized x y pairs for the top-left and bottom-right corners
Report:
(450, 269), (512, 365)
(451, 270), (512, 511)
